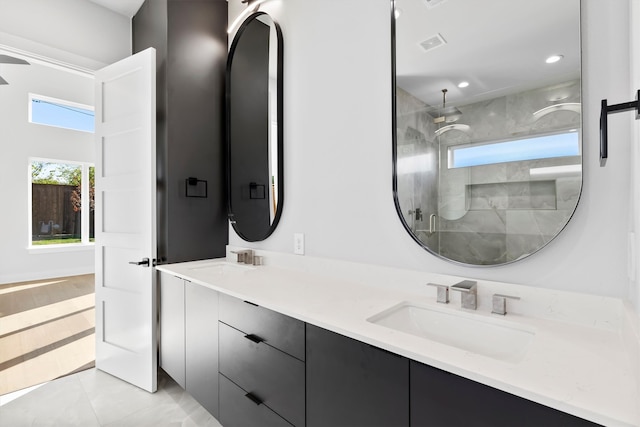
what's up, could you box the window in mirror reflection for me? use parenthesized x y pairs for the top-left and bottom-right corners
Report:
(449, 131), (580, 169)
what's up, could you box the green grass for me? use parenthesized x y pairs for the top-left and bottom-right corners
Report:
(32, 238), (94, 245)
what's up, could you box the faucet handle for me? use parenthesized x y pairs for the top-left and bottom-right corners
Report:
(231, 249), (254, 264)
(426, 283), (449, 304)
(492, 294), (520, 315)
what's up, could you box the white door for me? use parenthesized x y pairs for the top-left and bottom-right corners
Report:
(94, 48), (157, 392)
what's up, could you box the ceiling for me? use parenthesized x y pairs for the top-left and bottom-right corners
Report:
(395, 0), (581, 108)
(87, 0), (146, 18)
(87, 0), (580, 109)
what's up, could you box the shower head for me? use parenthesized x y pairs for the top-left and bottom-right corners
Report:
(428, 89), (462, 123)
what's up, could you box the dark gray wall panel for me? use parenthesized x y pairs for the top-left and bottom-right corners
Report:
(133, 0), (228, 264)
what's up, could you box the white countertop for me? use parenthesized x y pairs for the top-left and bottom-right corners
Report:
(156, 249), (640, 427)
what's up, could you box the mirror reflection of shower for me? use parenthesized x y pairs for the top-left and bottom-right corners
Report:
(397, 122), (439, 241)
(393, 0), (582, 266)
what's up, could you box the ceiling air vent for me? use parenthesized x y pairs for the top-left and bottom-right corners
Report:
(423, 0), (449, 8)
(420, 33), (447, 52)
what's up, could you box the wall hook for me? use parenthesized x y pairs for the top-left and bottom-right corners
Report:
(599, 89), (640, 166)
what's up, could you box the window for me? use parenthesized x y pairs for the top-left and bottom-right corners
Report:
(29, 94), (95, 133)
(30, 160), (95, 247)
(448, 131), (580, 169)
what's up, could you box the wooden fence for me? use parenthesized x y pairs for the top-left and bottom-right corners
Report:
(32, 184), (81, 239)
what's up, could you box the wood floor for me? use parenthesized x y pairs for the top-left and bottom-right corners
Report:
(0, 274), (95, 396)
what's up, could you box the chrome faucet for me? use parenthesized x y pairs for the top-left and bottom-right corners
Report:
(450, 280), (477, 310)
(231, 249), (254, 265)
(492, 294), (520, 315)
(427, 283), (449, 304)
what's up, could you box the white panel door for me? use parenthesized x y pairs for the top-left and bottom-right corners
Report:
(94, 48), (157, 393)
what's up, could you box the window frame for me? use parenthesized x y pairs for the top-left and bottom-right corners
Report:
(28, 93), (95, 133)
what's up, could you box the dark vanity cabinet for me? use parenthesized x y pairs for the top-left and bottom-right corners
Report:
(158, 272), (219, 417)
(410, 361), (599, 427)
(218, 294), (305, 427)
(158, 273), (185, 388)
(305, 324), (598, 427)
(159, 280), (599, 426)
(306, 324), (410, 427)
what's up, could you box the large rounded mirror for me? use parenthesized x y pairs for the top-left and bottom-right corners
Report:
(393, 0), (582, 265)
(227, 12), (283, 242)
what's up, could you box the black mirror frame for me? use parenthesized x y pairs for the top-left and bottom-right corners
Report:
(226, 11), (284, 242)
(390, 0), (583, 267)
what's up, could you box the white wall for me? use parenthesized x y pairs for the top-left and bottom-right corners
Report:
(229, 0), (634, 300)
(0, 0), (131, 283)
(630, 0), (640, 311)
(0, 0), (131, 70)
(0, 62), (95, 283)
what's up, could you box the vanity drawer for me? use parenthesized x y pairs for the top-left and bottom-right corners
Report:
(219, 293), (305, 360)
(219, 374), (293, 427)
(219, 322), (305, 427)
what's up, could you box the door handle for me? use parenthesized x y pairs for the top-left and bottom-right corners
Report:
(129, 258), (150, 267)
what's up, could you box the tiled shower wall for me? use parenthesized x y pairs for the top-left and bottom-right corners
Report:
(396, 80), (582, 264)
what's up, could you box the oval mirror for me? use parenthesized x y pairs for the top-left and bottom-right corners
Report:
(227, 12), (283, 242)
(393, 0), (582, 265)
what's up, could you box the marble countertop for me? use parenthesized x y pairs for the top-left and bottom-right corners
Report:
(156, 251), (639, 427)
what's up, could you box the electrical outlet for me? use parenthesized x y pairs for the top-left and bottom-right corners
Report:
(294, 233), (305, 255)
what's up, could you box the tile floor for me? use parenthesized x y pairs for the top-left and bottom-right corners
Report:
(0, 368), (223, 427)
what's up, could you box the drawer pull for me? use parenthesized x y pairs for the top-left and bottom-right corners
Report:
(245, 392), (263, 405)
(244, 333), (265, 344)
(243, 300), (259, 307)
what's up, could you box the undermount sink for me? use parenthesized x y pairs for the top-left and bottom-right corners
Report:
(367, 301), (535, 363)
(187, 261), (255, 274)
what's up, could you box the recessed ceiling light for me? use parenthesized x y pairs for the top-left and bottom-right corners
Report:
(457, 81), (469, 88)
(545, 55), (564, 64)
